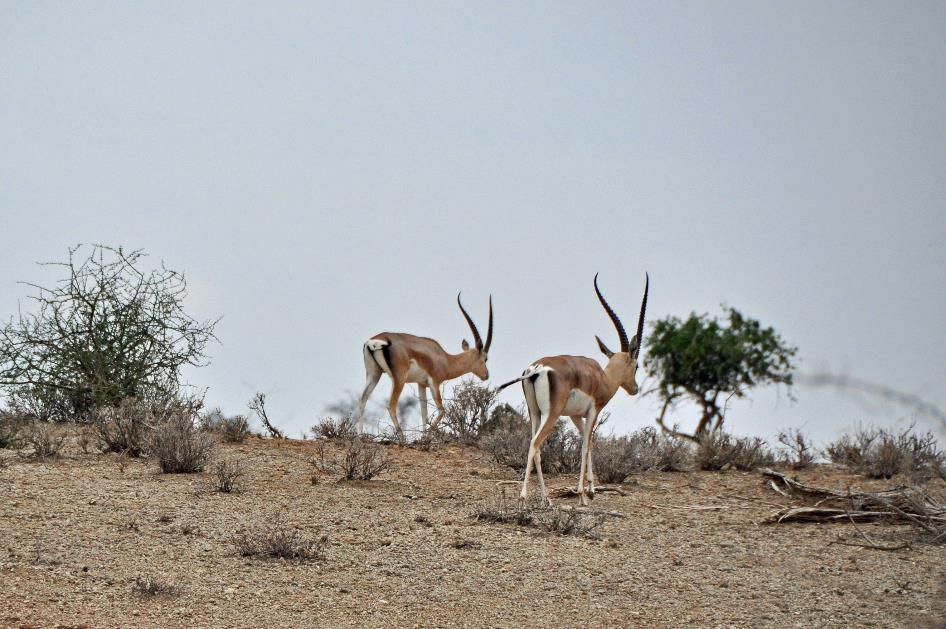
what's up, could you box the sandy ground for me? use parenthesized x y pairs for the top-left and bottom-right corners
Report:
(1, 436), (944, 628)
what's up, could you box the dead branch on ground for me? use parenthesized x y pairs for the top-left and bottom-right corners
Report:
(760, 468), (946, 546)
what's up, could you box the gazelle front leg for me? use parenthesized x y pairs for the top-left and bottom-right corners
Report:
(575, 408), (596, 506)
(570, 416), (588, 494)
(584, 410), (599, 498)
(427, 381), (446, 432)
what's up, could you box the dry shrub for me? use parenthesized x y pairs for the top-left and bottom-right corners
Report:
(593, 426), (695, 481)
(480, 413), (582, 476)
(210, 458), (246, 493)
(591, 436), (639, 484)
(310, 415), (358, 440)
(200, 408), (251, 443)
(310, 437), (393, 481)
(92, 397), (152, 456)
(696, 432), (775, 471)
(132, 576), (178, 597)
(151, 409), (216, 473)
(0, 412), (24, 450)
(826, 424), (945, 481)
(472, 493), (603, 539)
(441, 379), (499, 442)
(233, 515), (328, 560)
(19, 421), (67, 459)
(732, 436), (776, 471)
(776, 428), (816, 469)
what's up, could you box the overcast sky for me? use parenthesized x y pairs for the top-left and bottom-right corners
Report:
(2, 2), (944, 444)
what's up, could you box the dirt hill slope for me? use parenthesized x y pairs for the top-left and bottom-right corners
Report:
(1, 437), (944, 628)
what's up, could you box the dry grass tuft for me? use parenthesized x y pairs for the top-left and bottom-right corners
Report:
(233, 515), (328, 560)
(209, 458), (246, 493)
(310, 437), (393, 482)
(310, 415), (358, 440)
(132, 576), (178, 597)
(472, 493), (605, 539)
(19, 421), (67, 459)
(776, 428), (816, 469)
(151, 412), (216, 474)
(695, 432), (775, 471)
(200, 408), (252, 443)
(825, 424), (944, 481)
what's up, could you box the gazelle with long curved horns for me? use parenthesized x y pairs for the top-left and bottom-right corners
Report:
(355, 295), (493, 438)
(498, 274), (648, 506)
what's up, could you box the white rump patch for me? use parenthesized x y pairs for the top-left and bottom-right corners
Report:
(521, 363), (553, 379)
(365, 339), (389, 352)
(365, 339), (392, 375)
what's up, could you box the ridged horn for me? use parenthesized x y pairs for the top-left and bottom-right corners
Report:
(457, 293), (483, 351)
(484, 295), (493, 353)
(633, 273), (649, 357)
(594, 273), (629, 353)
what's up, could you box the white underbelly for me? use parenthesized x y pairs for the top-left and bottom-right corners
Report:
(561, 388), (595, 417)
(405, 360), (432, 385)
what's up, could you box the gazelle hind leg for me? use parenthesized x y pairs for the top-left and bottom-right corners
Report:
(520, 371), (559, 506)
(356, 346), (383, 434)
(417, 385), (429, 435)
(387, 379), (406, 439)
(523, 379), (549, 506)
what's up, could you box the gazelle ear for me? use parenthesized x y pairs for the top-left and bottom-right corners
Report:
(461, 339), (470, 350)
(628, 335), (640, 362)
(595, 335), (614, 359)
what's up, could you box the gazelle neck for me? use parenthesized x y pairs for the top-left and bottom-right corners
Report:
(601, 355), (632, 402)
(445, 349), (479, 380)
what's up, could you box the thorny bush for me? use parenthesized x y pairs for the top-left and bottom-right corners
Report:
(310, 437), (393, 481)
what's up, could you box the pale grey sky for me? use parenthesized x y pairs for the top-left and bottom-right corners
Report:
(2, 2), (944, 443)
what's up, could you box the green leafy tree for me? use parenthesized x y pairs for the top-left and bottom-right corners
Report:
(645, 306), (797, 442)
(0, 245), (218, 420)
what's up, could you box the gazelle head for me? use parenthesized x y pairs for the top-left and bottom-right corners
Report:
(457, 294), (494, 380)
(593, 273), (649, 396)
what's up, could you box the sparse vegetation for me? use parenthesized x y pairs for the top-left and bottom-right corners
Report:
(92, 397), (153, 456)
(200, 408), (251, 443)
(472, 493), (604, 539)
(19, 421), (67, 459)
(695, 432), (775, 471)
(209, 458), (246, 493)
(480, 412), (582, 475)
(310, 415), (358, 440)
(233, 515), (328, 560)
(646, 306), (797, 441)
(0, 411), (22, 449)
(441, 378), (500, 442)
(132, 576), (178, 597)
(776, 428), (816, 469)
(310, 437), (393, 481)
(151, 409), (216, 473)
(825, 424), (945, 481)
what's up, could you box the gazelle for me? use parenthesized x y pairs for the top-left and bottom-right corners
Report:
(355, 295), (493, 438)
(498, 273), (648, 506)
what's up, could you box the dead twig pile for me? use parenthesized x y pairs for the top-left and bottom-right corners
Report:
(760, 468), (946, 547)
